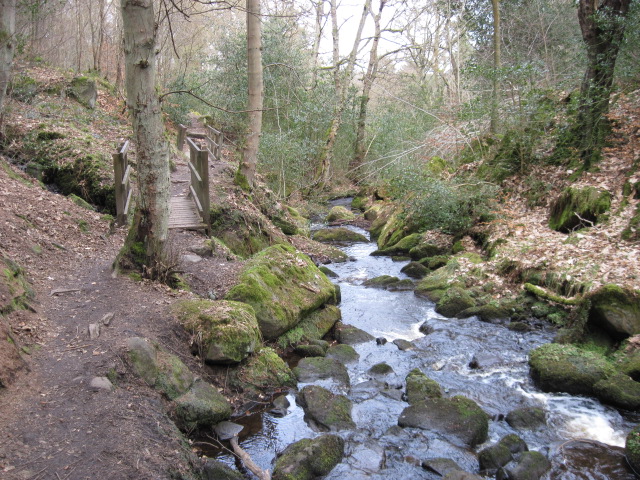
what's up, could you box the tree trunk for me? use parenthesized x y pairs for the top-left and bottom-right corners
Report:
(0, 0), (15, 132)
(118, 0), (170, 279)
(314, 0), (370, 189)
(352, 0), (386, 179)
(490, 0), (500, 133)
(238, 0), (263, 190)
(310, 0), (324, 87)
(574, 0), (631, 169)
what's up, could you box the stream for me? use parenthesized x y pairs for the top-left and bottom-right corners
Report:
(213, 223), (639, 479)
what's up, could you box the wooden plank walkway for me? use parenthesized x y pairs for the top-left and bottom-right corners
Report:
(168, 196), (206, 230)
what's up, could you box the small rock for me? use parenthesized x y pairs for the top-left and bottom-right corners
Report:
(88, 323), (100, 339)
(469, 352), (503, 370)
(376, 337), (388, 345)
(182, 254), (202, 263)
(214, 421), (244, 440)
(90, 376), (114, 392)
(419, 322), (435, 335)
(422, 458), (462, 476)
(101, 312), (115, 326)
(393, 339), (415, 351)
(271, 394), (291, 416)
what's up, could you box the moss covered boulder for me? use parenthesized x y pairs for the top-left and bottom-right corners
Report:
(373, 233), (422, 256)
(273, 434), (344, 480)
(457, 304), (511, 323)
(398, 395), (489, 447)
(232, 347), (295, 394)
(548, 186), (611, 232)
(326, 344), (359, 363)
(626, 425), (640, 474)
(497, 451), (551, 480)
(587, 284), (640, 338)
(226, 244), (338, 340)
(69, 76), (98, 109)
(405, 368), (442, 404)
(333, 321), (375, 345)
(376, 209), (420, 250)
(173, 300), (261, 364)
(294, 357), (350, 387)
(326, 206), (355, 222)
(125, 337), (194, 399)
(297, 385), (355, 431)
(363, 275), (401, 289)
(528, 343), (614, 396)
(172, 379), (232, 431)
(436, 287), (476, 318)
(593, 373), (640, 410)
(505, 407), (546, 430)
(313, 227), (368, 243)
(400, 262), (429, 279)
(277, 305), (341, 348)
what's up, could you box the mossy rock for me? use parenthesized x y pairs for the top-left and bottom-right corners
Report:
(295, 344), (327, 358)
(376, 233), (422, 256)
(319, 266), (338, 278)
(436, 287), (476, 318)
(505, 407), (546, 430)
(363, 203), (386, 222)
(410, 242), (450, 260)
(401, 262), (429, 279)
(68, 76), (98, 109)
(125, 337), (194, 400)
(225, 244), (338, 340)
(326, 206), (355, 222)
(419, 255), (450, 270)
(478, 443), (513, 473)
(369, 204), (395, 239)
(333, 321), (375, 345)
(297, 385), (355, 431)
(498, 451), (551, 480)
(313, 227), (368, 243)
(387, 279), (415, 291)
(273, 434), (344, 480)
(293, 357), (350, 387)
(626, 425), (640, 474)
(587, 284), (640, 338)
(593, 373), (640, 410)
(277, 305), (342, 349)
(68, 193), (95, 211)
(369, 362), (394, 375)
(233, 347), (295, 394)
(205, 237), (239, 261)
(457, 304), (511, 323)
(173, 300), (261, 364)
(202, 459), (244, 480)
(405, 368), (442, 404)
(548, 186), (611, 232)
(398, 395), (489, 447)
(172, 379), (232, 431)
(376, 209), (419, 250)
(363, 275), (400, 289)
(326, 344), (359, 363)
(615, 342), (640, 380)
(528, 343), (615, 396)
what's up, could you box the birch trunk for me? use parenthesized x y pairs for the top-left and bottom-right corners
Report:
(119, 0), (170, 278)
(0, 0), (15, 131)
(238, 0), (263, 190)
(490, 0), (500, 134)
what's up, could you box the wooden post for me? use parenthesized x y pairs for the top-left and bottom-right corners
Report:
(199, 147), (210, 233)
(177, 124), (187, 150)
(112, 140), (131, 226)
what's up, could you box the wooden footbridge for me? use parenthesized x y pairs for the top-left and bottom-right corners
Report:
(112, 125), (223, 234)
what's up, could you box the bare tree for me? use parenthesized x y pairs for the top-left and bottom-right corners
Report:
(118, 0), (171, 278)
(0, 0), (15, 131)
(238, 0), (263, 189)
(490, 0), (500, 133)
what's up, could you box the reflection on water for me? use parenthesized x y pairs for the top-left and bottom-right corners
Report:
(210, 225), (635, 477)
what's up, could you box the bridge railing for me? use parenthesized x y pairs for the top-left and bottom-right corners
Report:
(185, 137), (210, 233)
(112, 140), (132, 226)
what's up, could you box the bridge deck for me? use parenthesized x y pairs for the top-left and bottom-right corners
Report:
(168, 196), (206, 230)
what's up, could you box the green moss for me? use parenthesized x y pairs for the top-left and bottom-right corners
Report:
(529, 343), (615, 395)
(234, 169), (251, 192)
(313, 228), (368, 243)
(452, 240), (464, 254)
(524, 283), (580, 305)
(76, 219), (89, 233)
(234, 347), (295, 393)
(273, 435), (344, 480)
(406, 368), (442, 404)
(549, 186), (611, 232)
(436, 287), (476, 318)
(68, 193), (95, 211)
(277, 305), (341, 348)
(626, 425), (640, 473)
(369, 362), (394, 375)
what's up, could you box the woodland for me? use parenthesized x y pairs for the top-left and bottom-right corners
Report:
(0, 0), (640, 479)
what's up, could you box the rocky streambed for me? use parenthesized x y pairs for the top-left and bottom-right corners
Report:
(209, 226), (639, 479)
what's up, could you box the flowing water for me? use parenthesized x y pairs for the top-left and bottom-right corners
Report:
(213, 225), (639, 479)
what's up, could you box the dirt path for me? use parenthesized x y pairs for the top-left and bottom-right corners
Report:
(0, 148), (234, 479)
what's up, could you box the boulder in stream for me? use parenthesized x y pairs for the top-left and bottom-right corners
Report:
(405, 368), (442, 404)
(313, 227), (368, 243)
(505, 407), (547, 430)
(295, 344), (327, 357)
(479, 434), (528, 474)
(496, 451), (551, 480)
(202, 459), (244, 480)
(421, 458), (463, 476)
(398, 395), (489, 448)
(587, 284), (640, 337)
(436, 287), (476, 318)
(297, 385), (355, 431)
(326, 343), (359, 363)
(626, 427), (640, 475)
(333, 321), (375, 345)
(278, 305), (342, 349)
(326, 205), (355, 222)
(593, 372), (640, 410)
(231, 347), (296, 395)
(443, 472), (484, 480)
(294, 356), (350, 387)
(225, 244), (338, 340)
(401, 261), (429, 279)
(273, 434), (344, 480)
